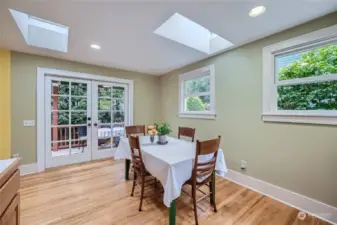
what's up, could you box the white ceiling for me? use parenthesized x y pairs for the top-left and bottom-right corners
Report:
(0, 0), (336, 75)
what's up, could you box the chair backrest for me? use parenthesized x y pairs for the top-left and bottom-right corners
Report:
(178, 127), (196, 142)
(125, 125), (146, 137)
(192, 136), (221, 184)
(128, 135), (145, 172)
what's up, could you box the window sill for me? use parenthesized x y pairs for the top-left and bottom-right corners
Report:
(262, 112), (337, 125)
(178, 112), (216, 120)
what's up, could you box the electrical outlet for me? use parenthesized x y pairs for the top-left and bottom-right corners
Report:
(12, 153), (19, 158)
(241, 160), (247, 170)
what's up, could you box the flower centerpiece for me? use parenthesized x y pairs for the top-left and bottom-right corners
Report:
(154, 122), (172, 144)
(147, 125), (158, 143)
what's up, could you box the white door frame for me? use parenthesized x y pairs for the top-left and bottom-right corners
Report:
(37, 67), (134, 172)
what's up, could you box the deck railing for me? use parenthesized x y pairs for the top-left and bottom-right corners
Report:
(52, 123), (125, 152)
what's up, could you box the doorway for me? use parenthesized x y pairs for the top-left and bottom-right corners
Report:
(44, 74), (130, 168)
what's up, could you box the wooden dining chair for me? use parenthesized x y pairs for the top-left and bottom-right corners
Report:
(184, 136), (221, 225)
(128, 135), (155, 211)
(178, 127), (196, 142)
(126, 125), (146, 137)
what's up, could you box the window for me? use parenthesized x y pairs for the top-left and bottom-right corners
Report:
(179, 65), (215, 119)
(154, 13), (234, 54)
(9, 9), (69, 52)
(263, 24), (337, 125)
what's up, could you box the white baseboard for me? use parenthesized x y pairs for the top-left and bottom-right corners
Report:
(20, 163), (38, 176)
(225, 169), (337, 225)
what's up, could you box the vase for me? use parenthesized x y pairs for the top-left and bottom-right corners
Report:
(150, 135), (155, 143)
(158, 135), (167, 144)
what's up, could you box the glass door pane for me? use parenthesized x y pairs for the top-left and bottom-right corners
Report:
(97, 85), (112, 150)
(46, 77), (91, 168)
(50, 80), (71, 158)
(92, 83), (127, 159)
(112, 86), (126, 148)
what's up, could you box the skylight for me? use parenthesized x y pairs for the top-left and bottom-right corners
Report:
(9, 9), (69, 52)
(154, 13), (234, 55)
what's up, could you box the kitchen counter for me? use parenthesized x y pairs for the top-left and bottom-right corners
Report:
(0, 158), (20, 225)
(0, 158), (17, 174)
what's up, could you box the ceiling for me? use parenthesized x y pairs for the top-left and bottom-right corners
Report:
(0, 0), (336, 75)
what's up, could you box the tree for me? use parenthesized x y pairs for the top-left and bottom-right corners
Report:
(185, 77), (210, 110)
(278, 44), (337, 110)
(53, 84), (125, 125)
(186, 97), (205, 111)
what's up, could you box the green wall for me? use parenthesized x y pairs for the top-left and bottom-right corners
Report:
(9, 11), (337, 208)
(11, 52), (161, 164)
(160, 12), (337, 207)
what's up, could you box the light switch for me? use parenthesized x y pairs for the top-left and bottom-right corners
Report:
(23, 120), (35, 127)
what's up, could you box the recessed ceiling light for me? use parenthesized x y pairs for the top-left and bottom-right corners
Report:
(90, 44), (101, 50)
(249, 6), (266, 17)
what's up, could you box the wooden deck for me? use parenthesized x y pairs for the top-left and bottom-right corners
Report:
(20, 159), (331, 225)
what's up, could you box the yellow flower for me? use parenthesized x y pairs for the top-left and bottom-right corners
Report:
(148, 130), (153, 135)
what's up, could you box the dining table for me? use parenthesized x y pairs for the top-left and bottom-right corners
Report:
(115, 135), (228, 225)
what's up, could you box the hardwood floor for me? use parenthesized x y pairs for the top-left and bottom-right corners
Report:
(20, 160), (331, 225)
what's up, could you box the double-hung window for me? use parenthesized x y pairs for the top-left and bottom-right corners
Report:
(179, 64), (215, 119)
(263, 25), (337, 125)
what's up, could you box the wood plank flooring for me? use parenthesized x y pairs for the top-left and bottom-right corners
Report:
(20, 159), (331, 225)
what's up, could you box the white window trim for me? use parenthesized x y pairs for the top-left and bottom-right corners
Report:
(262, 24), (337, 125)
(179, 64), (216, 119)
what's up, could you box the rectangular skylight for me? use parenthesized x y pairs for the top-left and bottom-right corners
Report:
(154, 13), (234, 55)
(9, 9), (69, 52)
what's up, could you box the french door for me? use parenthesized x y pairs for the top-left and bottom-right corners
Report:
(91, 81), (128, 160)
(45, 76), (128, 168)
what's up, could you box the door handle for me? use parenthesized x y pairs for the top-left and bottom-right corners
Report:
(87, 123), (91, 127)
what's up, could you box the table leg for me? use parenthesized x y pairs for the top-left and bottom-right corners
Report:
(169, 200), (176, 225)
(125, 159), (130, 180)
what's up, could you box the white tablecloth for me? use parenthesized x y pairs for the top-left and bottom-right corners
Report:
(115, 136), (228, 207)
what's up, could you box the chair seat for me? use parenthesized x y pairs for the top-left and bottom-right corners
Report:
(185, 173), (212, 186)
(196, 174), (211, 183)
(132, 166), (152, 176)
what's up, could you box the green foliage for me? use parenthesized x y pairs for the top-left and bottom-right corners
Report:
(279, 45), (337, 81)
(98, 112), (111, 123)
(113, 87), (124, 98)
(113, 112), (124, 123)
(55, 81), (69, 95)
(186, 76), (210, 93)
(71, 83), (87, 96)
(278, 44), (337, 110)
(72, 98), (87, 110)
(186, 97), (205, 111)
(98, 86), (111, 97)
(185, 76), (210, 111)
(52, 84), (125, 125)
(71, 112), (87, 124)
(154, 122), (172, 136)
